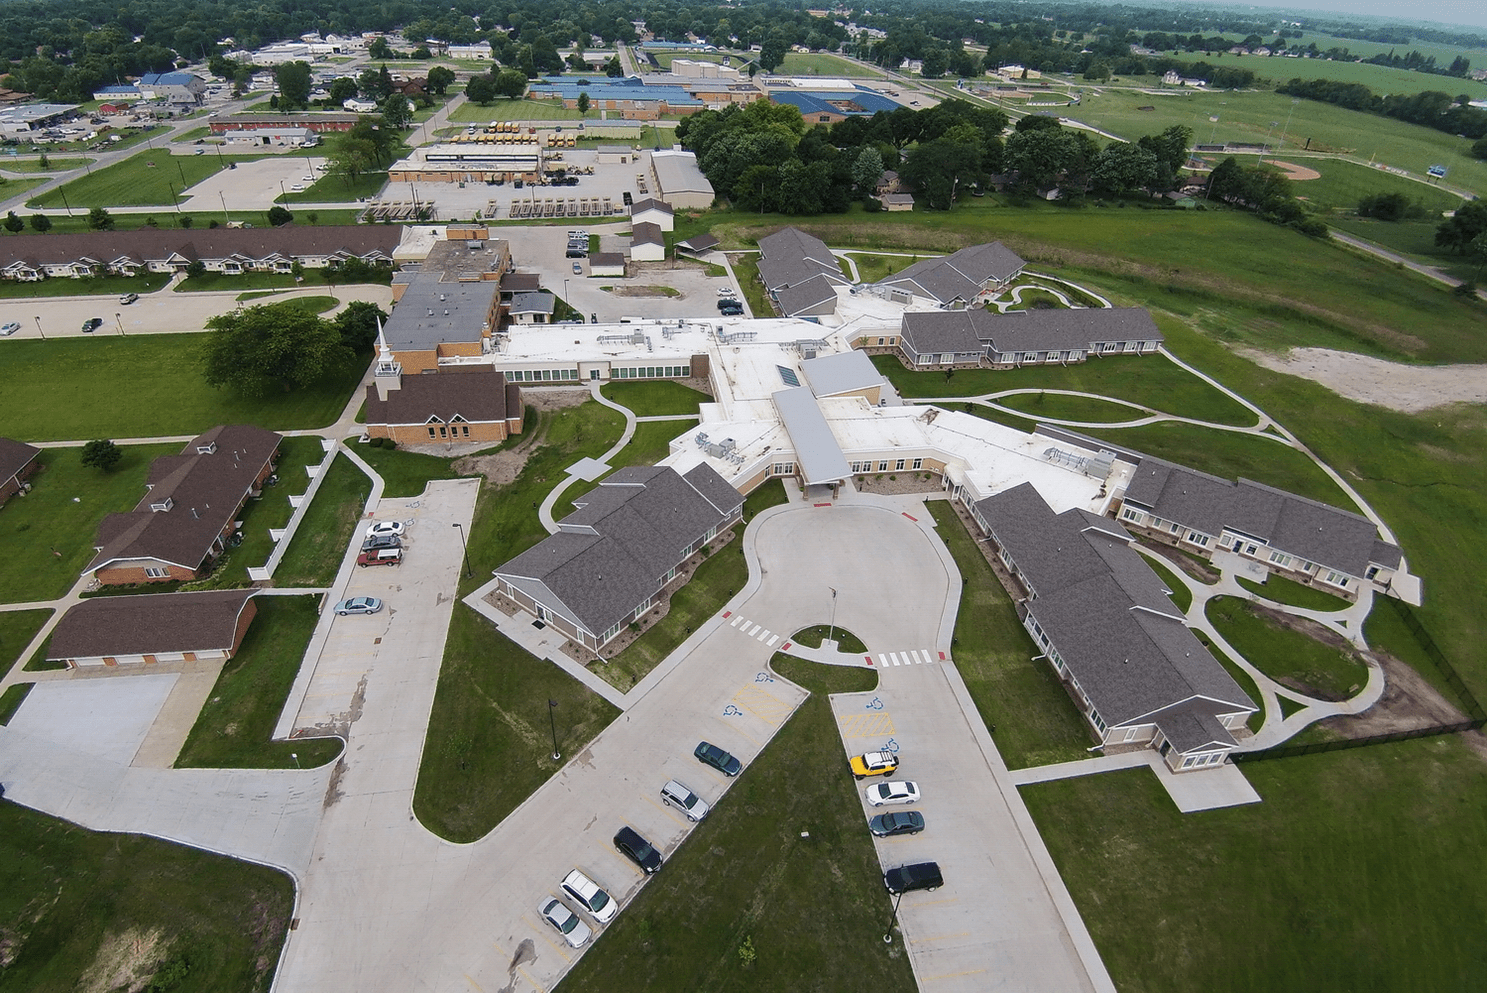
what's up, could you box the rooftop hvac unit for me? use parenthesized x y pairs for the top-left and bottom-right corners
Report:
(1086, 450), (1116, 479)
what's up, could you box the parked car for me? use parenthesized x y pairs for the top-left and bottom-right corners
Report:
(660, 779), (710, 822)
(118, 292), (138, 305)
(716, 297), (739, 311)
(869, 810), (925, 837)
(81, 317), (103, 333)
(572, 262), (583, 274)
(719, 304), (744, 316)
(560, 869), (618, 923)
(883, 861), (942, 894)
(357, 548), (402, 567)
(613, 826), (662, 873)
(851, 751), (899, 780)
(537, 897), (591, 948)
(865, 780), (920, 807)
(693, 741), (741, 777)
(334, 596), (383, 616)
(364, 521), (404, 538)
(361, 534), (401, 552)
(0, 322), (19, 336)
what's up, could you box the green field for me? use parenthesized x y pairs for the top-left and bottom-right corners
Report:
(559, 656), (915, 993)
(1279, 156), (1465, 215)
(0, 608), (52, 676)
(273, 452), (372, 587)
(0, 444), (178, 604)
(0, 336), (369, 441)
(996, 391), (1149, 422)
(279, 169), (389, 204)
(0, 800), (294, 993)
(773, 51), (878, 77)
(1206, 595), (1369, 700)
(175, 595), (344, 769)
(599, 379), (709, 416)
(1023, 736), (1487, 992)
(1064, 88), (1487, 196)
(0, 271), (173, 299)
(0, 156), (93, 173)
(28, 150), (271, 209)
(1159, 52), (1487, 99)
(352, 441), (473, 498)
(447, 99), (585, 123)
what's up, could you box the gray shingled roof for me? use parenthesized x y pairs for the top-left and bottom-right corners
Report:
(0, 225), (399, 273)
(0, 438), (40, 483)
(364, 370), (517, 426)
(631, 221), (666, 247)
(510, 290), (555, 315)
(899, 311), (984, 356)
(495, 465), (741, 639)
(47, 590), (256, 661)
(874, 241), (1025, 304)
(774, 274), (839, 317)
(772, 387), (852, 485)
(1122, 457), (1398, 577)
(978, 308), (1163, 353)
(756, 227), (845, 293)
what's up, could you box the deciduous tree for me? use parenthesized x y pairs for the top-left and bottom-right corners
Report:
(203, 304), (354, 397)
(275, 61), (312, 110)
(80, 440), (122, 472)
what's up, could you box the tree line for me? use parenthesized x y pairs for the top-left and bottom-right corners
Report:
(1278, 78), (1487, 142)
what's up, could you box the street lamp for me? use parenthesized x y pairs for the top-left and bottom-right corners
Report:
(547, 699), (561, 761)
(883, 889), (905, 943)
(33, 315), (43, 339)
(115, 312), (123, 335)
(827, 586), (838, 646)
(451, 522), (471, 577)
(279, 179), (287, 201)
(219, 190), (230, 223)
(291, 752), (300, 769)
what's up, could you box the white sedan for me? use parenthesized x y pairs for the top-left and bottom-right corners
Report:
(334, 597), (383, 616)
(561, 869), (617, 923)
(538, 896), (592, 948)
(865, 780), (921, 807)
(365, 521), (404, 539)
(0, 322), (20, 336)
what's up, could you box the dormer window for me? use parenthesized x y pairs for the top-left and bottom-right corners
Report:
(197, 442), (217, 455)
(150, 497), (174, 512)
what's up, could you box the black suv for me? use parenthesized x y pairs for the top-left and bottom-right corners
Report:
(81, 317), (103, 333)
(613, 826), (662, 874)
(884, 861), (942, 894)
(361, 534), (402, 552)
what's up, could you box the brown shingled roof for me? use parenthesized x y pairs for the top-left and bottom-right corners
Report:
(0, 438), (40, 483)
(364, 369), (519, 426)
(47, 589), (257, 661)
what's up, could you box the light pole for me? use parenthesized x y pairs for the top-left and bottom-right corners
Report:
(219, 190), (230, 223)
(33, 315), (43, 339)
(279, 179), (287, 202)
(291, 752), (300, 769)
(1279, 97), (1298, 151)
(827, 586), (838, 646)
(547, 699), (561, 761)
(451, 522), (471, 577)
(883, 889), (904, 943)
(115, 312), (123, 335)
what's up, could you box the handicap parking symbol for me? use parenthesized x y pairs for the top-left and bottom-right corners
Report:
(723, 704), (743, 717)
(881, 738), (899, 754)
(754, 671), (774, 683)
(865, 697), (884, 711)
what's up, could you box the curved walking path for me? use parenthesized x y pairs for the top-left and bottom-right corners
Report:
(536, 381), (636, 533)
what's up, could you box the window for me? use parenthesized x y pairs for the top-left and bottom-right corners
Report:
(1122, 507), (1141, 522)
(462, 425), (469, 437)
(1170, 522), (1180, 534)
(782, 462), (794, 474)
(1245, 544), (1258, 555)
(912, 458), (923, 470)
(1186, 531), (1210, 548)
(145, 566), (169, 578)
(895, 459), (905, 471)
(428, 426), (437, 439)
(878, 461), (889, 472)
(877, 337), (885, 346)
(1323, 571), (1351, 588)
(1268, 550), (1292, 567)
(439, 425), (447, 438)
(1124, 727), (1138, 742)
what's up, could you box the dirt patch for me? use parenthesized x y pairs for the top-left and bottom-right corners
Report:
(76, 926), (168, 993)
(1307, 649), (1484, 760)
(451, 399), (586, 487)
(524, 388), (593, 412)
(1236, 346), (1487, 413)
(1261, 158), (1322, 181)
(1140, 540), (1221, 584)
(850, 472), (945, 496)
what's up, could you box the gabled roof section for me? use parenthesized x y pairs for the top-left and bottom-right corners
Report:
(772, 386), (851, 485)
(774, 274), (839, 317)
(874, 241), (1025, 304)
(899, 311), (984, 355)
(756, 227), (845, 293)
(631, 221), (666, 247)
(801, 349), (885, 399)
(47, 589), (256, 661)
(0, 226), (401, 276)
(0, 438), (41, 482)
(364, 369), (517, 426)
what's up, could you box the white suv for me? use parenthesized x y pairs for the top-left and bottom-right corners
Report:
(660, 779), (710, 822)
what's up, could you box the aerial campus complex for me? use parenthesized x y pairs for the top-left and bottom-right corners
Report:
(0, 7), (1483, 992)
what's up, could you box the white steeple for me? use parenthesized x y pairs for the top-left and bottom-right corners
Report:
(373, 316), (403, 400)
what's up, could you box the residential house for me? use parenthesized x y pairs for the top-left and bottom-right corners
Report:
(973, 482), (1257, 771)
(86, 425), (281, 585)
(897, 308), (1163, 369)
(875, 169), (902, 196)
(868, 241), (1026, 309)
(881, 193), (915, 211)
(630, 222), (666, 262)
(46, 590), (258, 669)
(0, 438), (41, 507)
(365, 354), (523, 445)
(1116, 457), (1403, 599)
(509, 290), (556, 324)
(629, 198), (675, 232)
(493, 464), (744, 650)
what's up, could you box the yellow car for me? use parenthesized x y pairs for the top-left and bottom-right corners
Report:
(850, 751), (899, 780)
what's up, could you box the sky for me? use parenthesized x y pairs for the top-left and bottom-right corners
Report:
(1160, 1), (1487, 32)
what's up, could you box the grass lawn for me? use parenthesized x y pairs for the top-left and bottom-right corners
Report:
(0, 271), (173, 299)
(176, 269), (391, 293)
(1, 607), (49, 676)
(1143, 557), (1193, 613)
(0, 177), (45, 199)
(929, 502), (1095, 768)
(273, 453), (371, 588)
(788, 624), (869, 654)
(1206, 595), (1369, 701)
(1209, 51), (1487, 100)
(726, 251), (775, 319)
(18, 209), (364, 236)
(1193, 631), (1265, 731)
(0, 682), (33, 723)
(0, 444), (178, 604)
(412, 607), (621, 842)
(0, 336), (368, 441)
(447, 99), (585, 123)
(0, 800), (294, 993)
(1329, 215), (1481, 283)
(996, 391), (1148, 422)
(352, 441), (473, 499)
(599, 379), (710, 416)
(559, 655), (917, 993)
(279, 170), (388, 204)
(1021, 736), (1487, 993)
(1237, 573), (1350, 612)
(28, 150), (272, 209)
(269, 294), (339, 316)
(1283, 157), (1465, 216)
(773, 51), (879, 77)
(869, 352), (1256, 426)
(0, 156), (93, 172)
(175, 595), (343, 769)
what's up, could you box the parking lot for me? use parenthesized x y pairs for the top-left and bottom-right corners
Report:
(181, 154), (329, 211)
(399, 146), (663, 221)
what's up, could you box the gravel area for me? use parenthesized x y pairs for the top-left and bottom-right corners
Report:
(1238, 347), (1487, 413)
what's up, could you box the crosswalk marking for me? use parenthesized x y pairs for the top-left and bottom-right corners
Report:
(766, 634), (779, 646)
(868, 649), (942, 668)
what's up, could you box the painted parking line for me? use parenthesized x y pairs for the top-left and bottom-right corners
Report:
(486, 942), (547, 993)
(523, 917), (575, 962)
(730, 684), (793, 724)
(644, 793), (690, 827)
(922, 968), (987, 982)
(712, 715), (764, 749)
(838, 712), (896, 738)
(911, 931), (970, 946)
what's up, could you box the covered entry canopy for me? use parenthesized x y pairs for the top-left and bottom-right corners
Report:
(772, 386), (851, 485)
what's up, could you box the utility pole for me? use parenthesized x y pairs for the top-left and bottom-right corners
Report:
(547, 699), (561, 761)
(828, 587), (838, 645)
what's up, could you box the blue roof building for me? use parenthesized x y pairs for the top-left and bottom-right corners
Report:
(528, 76), (704, 115)
(769, 87), (903, 121)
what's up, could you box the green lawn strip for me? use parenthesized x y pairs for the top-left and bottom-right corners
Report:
(272, 453), (372, 588)
(741, 478), (789, 516)
(412, 606), (621, 842)
(447, 99), (585, 123)
(1192, 631), (1265, 731)
(996, 391), (1147, 422)
(961, 403), (1038, 434)
(1142, 557), (1192, 614)
(279, 170), (388, 204)
(0, 682), (33, 724)
(0, 271), (173, 299)
(19, 210), (364, 236)
(868, 351), (1254, 425)
(727, 251), (774, 318)
(788, 624), (869, 654)
(559, 657), (916, 993)
(175, 595), (342, 769)
(1236, 574), (1350, 612)
(28, 150), (273, 209)
(599, 379), (709, 417)
(1021, 736), (1487, 993)
(0, 177), (45, 199)
(1327, 216), (1480, 283)
(176, 269), (391, 292)
(0, 336), (369, 441)
(0, 156), (93, 172)
(0, 799), (294, 993)
(1277, 694), (1309, 719)
(0, 444), (179, 603)
(269, 294), (339, 316)
(551, 420), (695, 520)
(1079, 421), (1351, 508)
(928, 502), (1095, 768)
(351, 441), (472, 499)
(1205, 596), (1369, 701)
(589, 532), (748, 692)
(1, 608), (53, 678)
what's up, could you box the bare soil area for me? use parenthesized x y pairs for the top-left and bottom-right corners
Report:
(1261, 159), (1322, 181)
(450, 394), (589, 486)
(1140, 540), (1221, 584)
(850, 472), (945, 496)
(1237, 346), (1487, 412)
(1313, 648), (1469, 740)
